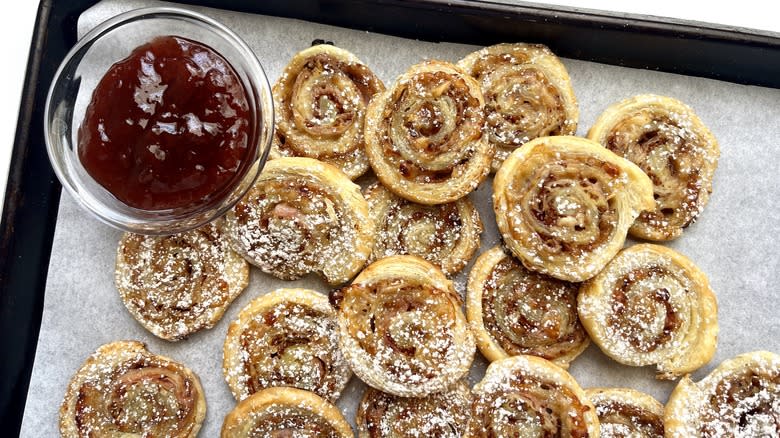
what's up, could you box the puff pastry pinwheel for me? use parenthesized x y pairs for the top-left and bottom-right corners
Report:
(271, 44), (385, 179)
(225, 157), (374, 285)
(59, 341), (206, 438)
(493, 135), (654, 282)
(356, 380), (472, 438)
(458, 43), (578, 171)
(585, 387), (664, 438)
(332, 255), (475, 397)
(578, 244), (718, 379)
(365, 182), (482, 276)
(364, 60), (493, 204)
(223, 288), (350, 403)
(221, 387), (353, 438)
(466, 245), (588, 368)
(114, 219), (248, 341)
(588, 94), (719, 241)
(665, 351), (780, 437)
(469, 354), (600, 437)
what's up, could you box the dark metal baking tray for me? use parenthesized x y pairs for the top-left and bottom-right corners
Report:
(2, 0), (779, 434)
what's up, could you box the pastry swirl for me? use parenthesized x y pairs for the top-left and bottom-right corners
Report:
(665, 351), (780, 438)
(364, 60), (493, 204)
(115, 219), (249, 341)
(588, 94), (719, 240)
(356, 380), (472, 438)
(493, 135), (654, 282)
(578, 244), (718, 379)
(59, 341), (206, 438)
(469, 355), (600, 437)
(272, 44), (385, 179)
(365, 182), (482, 276)
(585, 387), (664, 438)
(221, 387), (353, 438)
(225, 157), (374, 285)
(223, 288), (350, 402)
(466, 245), (588, 368)
(458, 43), (578, 171)
(332, 255), (475, 397)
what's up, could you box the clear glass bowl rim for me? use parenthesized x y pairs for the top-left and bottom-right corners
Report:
(44, 6), (274, 235)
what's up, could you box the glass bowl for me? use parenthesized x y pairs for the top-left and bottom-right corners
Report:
(45, 6), (273, 234)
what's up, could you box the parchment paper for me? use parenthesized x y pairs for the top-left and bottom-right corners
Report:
(20, 0), (780, 436)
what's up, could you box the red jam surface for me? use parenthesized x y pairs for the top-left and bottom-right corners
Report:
(78, 35), (252, 211)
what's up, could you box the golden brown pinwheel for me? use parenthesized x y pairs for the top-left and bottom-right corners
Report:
(224, 157), (374, 285)
(469, 354), (600, 437)
(586, 387), (665, 438)
(332, 255), (475, 397)
(588, 94), (719, 240)
(365, 182), (482, 276)
(364, 60), (493, 204)
(221, 387), (353, 438)
(272, 44), (385, 179)
(665, 351), (780, 437)
(222, 288), (350, 403)
(578, 244), (718, 379)
(115, 219), (249, 341)
(466, 245), (588, 368)
(356, 381), (472, 438)
(493, 135), (654, 282)
(458, 43), (579, 171)
(59, 341), (206, 438)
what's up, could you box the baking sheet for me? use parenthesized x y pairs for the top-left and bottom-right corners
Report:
(20, 0), (780, 435)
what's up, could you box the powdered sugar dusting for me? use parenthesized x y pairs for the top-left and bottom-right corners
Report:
(357, 381), (471, 437)
(115, 219), (248, 341)
(337, 260), (475, 397)
(578, 245), (716, 378)
(60, 341), (204, 437)
(365, 183), (482, 276)
(223, 290), (350, 403)
(224, 159), (371, 286)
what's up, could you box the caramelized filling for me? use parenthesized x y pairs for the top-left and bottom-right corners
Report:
(482, 258), (586, 360)
(596, 401), (664, 437)
(608, 267), (681, 353)
(74, 358), (199, 435)
(606, 112), (709, 236)
(380, 70), (483, 183)
(238, 302), (344, 400)
(700, 369), (780, 437)
(277, 51), (383, 158)
(339, 279), (460, 383)
(471, 371), (592, 437)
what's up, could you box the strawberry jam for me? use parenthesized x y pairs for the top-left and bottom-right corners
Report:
(78, 35), (252, 211)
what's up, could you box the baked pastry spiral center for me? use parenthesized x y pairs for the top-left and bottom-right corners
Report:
(474, 373), (592, 437)
(245, 405), (343, 437)
(608, 114), (703, 227)
(701, 369), (780, 436)
(130, 237), (212, 314)
(485, 67), (566, 148)
(608, 267), (683, 353)
(109, 367), (192, 432)
(486, 259), (585, 357)
(239, 303), (335, 394)
(291, 58), (360, 143)
(366, 282), (455, 377)
(387, 72), (482, 176)
(597, 402), (664, 437)
(392, 204), (459, 257)
(337, 270), (472, 392)
(515, 157), (619, 254)
(233, 179), (340, 275)
(74, 360), (200, 435)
